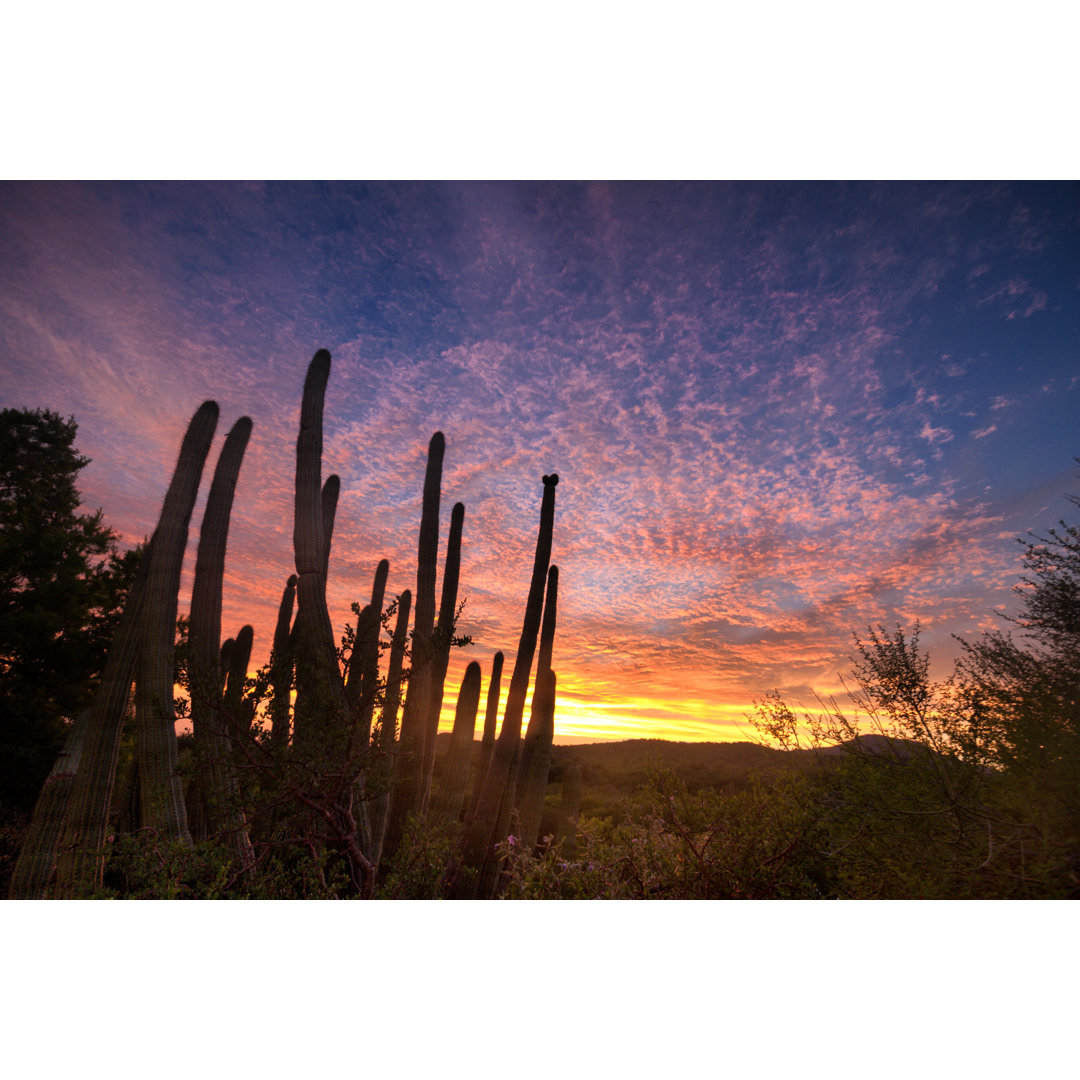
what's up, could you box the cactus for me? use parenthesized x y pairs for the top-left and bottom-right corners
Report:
(453, 474), (558, 899)
(466, 651), (504, 822)
(320, 474), (340, 582)
(134, 402), (221, 843)
(51, 403), (218, 896)
(431, 661), (482, 821)
(223, 624), (254, 750)
(187, 416), (254, 868)
(8, 709), (90, 898)
(290, 351), (351, 758)
(346, 558), (389, 749)
(384, 432), (444, 859)
(535, 565), (558, 678)
(269, 574), (297, 752)
(371, 589), (411, 868)
(514, 565), (559, 851)
(420, 499), (465, 811)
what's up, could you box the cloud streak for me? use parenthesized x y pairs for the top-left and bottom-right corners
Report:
(2, 181), (1078, 742)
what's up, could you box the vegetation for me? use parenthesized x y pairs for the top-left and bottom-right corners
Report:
(4, 366), (1077, 899)
(6, 351), (564, 899)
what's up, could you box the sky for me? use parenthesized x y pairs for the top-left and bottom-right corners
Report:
(2, 181), (1078, 745)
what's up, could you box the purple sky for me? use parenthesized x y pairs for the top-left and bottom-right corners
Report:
(2, 181), (1078, 742)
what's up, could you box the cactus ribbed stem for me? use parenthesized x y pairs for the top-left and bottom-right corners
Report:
(320, 474), (340, 583)
(291, 351), (351, 757)
(514, 668), (556, 852)
(513, 563), (559, 848)
(346, 558), (389, 749)
(53, 407), (215, 896)
(431, 661), (481, 822)
(465, 651), (503, 823)
(135, 402), (220, 843)
(385, 432), (444, 859)
(372, 589), (411, 868)
(270, 574), (297, 752)
(223, 624), (254, 751)
(454, 474), (558, 899)
(188, 416), (254, 869)
(420, 499), (465, 812)
(8, 709), (90, 898)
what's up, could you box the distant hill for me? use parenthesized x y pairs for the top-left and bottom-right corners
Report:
(431, 731), (940, 826)
(433, 734), (800, 822)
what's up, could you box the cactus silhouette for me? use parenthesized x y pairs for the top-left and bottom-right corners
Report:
(453, 474), (558, 899)
(420, 500), (465, 812)
(466, 651), (504, 823)
(8, 709), (90, 898)
(290, 351), (351, 759)
(188, 416), (254, 868)
(383, 432), (444, 861)
(50, 403), (219, 895)
(14, 349), (563, 899)
(372, 589), (411, 868)
(346, 558), (390, 749)
(269, 574), (297, 753)
(431, 661), (482, 822)
(134, 403), (221, 843)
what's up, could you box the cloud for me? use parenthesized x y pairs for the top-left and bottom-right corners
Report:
(2, 181), (1075, 744)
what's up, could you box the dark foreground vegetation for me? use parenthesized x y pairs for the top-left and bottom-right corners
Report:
(2, 355), (1078, 898)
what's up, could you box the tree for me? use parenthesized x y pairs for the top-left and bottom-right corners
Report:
(0, 408), (139, 813)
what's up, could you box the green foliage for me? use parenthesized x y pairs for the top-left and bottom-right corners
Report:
(0, 408), (140, 812)
(500, 765), (825, 899)
(752, 611), (1080, 898)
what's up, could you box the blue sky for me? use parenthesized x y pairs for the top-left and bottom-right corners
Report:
(2, 181), (1077, 741)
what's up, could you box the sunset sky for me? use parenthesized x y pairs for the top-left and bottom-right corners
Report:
(2, 181), (1078, 744)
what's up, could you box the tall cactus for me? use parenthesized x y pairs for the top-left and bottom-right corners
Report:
(269, 574), (297, 753)
(514, 668), (557, 853)
(420, 499), (465, 811)
(384, 432), (444, 859)
(372, 589), (411, 868)
(466, 651), (504, 822)
(514, 565), (559, 851)
(320, 474), (340, 583)
(135, 402), (221, 843)
(290, 351), (351, 758)
(453, 473), (558, 898)
(223, 623), (254, 752)
(8, 709), (90, 898)
(346, 558), (389, 749)
(12, 537), (154, 898)
(187, 415), (254, 869)
(53, 402), (218, 895)
(431, 661), (482, 821)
